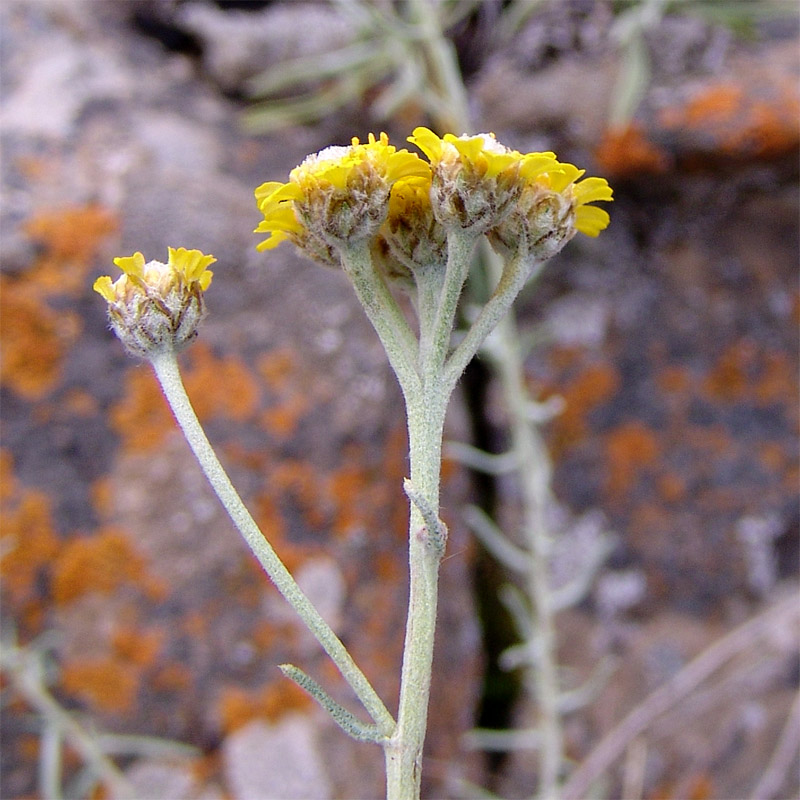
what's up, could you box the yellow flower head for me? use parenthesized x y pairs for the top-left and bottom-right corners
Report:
(407, 127), (560, 233)
(93, 247), (215, 357)
(255, 132), (430, 263)
(374, 173), (447, 280)
(489, 160), (613, 262)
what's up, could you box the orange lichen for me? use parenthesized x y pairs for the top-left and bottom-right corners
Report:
(702, 341), (794, 406)
(550, 361), (620, 453)
(758, 441), (787, 473)
(256, 348), (312, 439)
(0, 486), (60, 609)
(1, 205), (115, 399)
(111, 625), (165, 667)
(659, 80), (800, 160)
(381, 426), (411, 543)
(217, 680), (312, 734)
(109, 367), (172, 451)
(375, 551), (403, 583)
(647, 781), (676, 800)
(183, 344), (260, 423)
(89, 784), (110, 800)
(657, 472), (687, 504)
(683, 84), (744, 127)
(687, 773), (715, 800)
(60, 657), (139, 713)
(250, 619), (299, 653)
(605, 421), (660, 498)
(0, 449), (18, 502)
(257, 348), (296, 392)
(702, 340), (755, 401)
(23, 206), (118, 296)
(152, 662), (193, 693)
(18, 734), (41, 760)
(51, 528), (147, 605)
(657, 365), (693, 395)
(0, 276), (81, 399)
(62, 388), (99, 417)
(327, 460), (381, 539)
(261, 401), (309, 439)
(754, 351), (794, 406)
(272, 460), (328, 530)
(595, 123), (670, 177)
(254, 492), (289, 548)
(182, 610), (209, 638)
(740, 95), (800, 157)
(89, 476), (114, 517)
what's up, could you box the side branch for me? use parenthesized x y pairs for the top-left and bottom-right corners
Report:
(150, 350), (395, 735)
(444, 250), (544, 390)
(339, 242), (421, 395)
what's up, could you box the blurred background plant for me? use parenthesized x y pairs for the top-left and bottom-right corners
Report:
(0, 626), (198, 800)
(240, 0), (790, 134)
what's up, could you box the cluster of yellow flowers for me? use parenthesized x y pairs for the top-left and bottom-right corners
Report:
(254, 128), (612, 273)
(95, 128), (611, 356)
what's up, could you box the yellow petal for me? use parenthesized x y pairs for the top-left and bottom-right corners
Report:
(167, 247), (217, 281)
(408, 127), (444, 163)
(254, 181), (287, 202)
(573, 177), (613, 204)
(256, 205), (302, 234)
(519, 153), (558, 180)
(384, 151), (431, 184)
(547, 164), (584, 192)
(93, 275), (116, 302)
(255, 231), (291, 252)
(575, 205), (611, 237)
(113, 252), (146, 277)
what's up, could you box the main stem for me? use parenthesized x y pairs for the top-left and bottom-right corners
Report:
(384, 384), (447, 800)
(365, 234), (474, 799)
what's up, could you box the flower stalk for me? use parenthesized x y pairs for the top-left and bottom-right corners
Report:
(149, 349), (395, 737)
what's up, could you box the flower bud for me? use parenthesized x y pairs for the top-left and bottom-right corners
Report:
(93, 248), (215, 357)
(373, 174), (447, 282)
(488, 163), (613, 263)
(407, 127), (559, 235)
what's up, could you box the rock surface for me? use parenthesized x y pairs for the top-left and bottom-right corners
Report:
(1, 2), (797, 799)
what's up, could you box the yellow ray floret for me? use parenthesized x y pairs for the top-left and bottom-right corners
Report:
(93, 248), (215, 303)
(167, 247), (216, 289)
(541, 163), (613, 237)
(408, 127), (557, 180)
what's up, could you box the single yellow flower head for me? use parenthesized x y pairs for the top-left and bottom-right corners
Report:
(407, 127), (560, 233)
(488, 160), (613, 262)
(255, 132), (430, 263)
(93, 247), (215, 357)
(373, 173), (447, 282)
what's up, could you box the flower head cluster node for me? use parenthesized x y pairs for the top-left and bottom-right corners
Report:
(93, 247), (215, 357)
(255, 132), (429, 265)
(254, 128), (612, 289)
